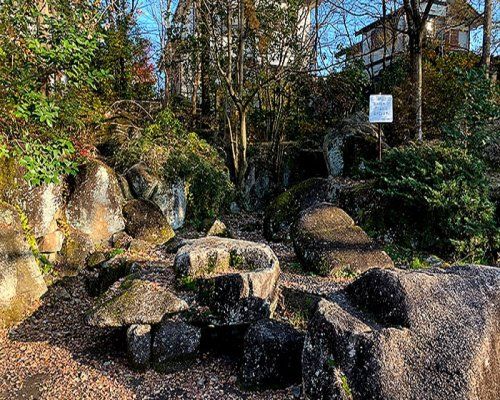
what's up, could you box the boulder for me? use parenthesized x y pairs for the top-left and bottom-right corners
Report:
(152, 320), (201, 372)
(111, 231), (133, 249)
(292, 203), (393, 276)
(174, 237), (280, 325)
(264, 178), (333, 241)
(58, 228), (95, 275)
(302, 265), (500, 400)
(0, 203), (47, 327)
(124, 162), (188, 229)
(87, 277), (188, 328)
(37, 230), (64, 254)
(206, 219), (231, 238)
(85, 257), (139, 297)
(241, 320), (304, 389)
(66, 160), (125, 245)
(123, 199), (175, 245)
(20, 183), (64, 238)
(323, 112), (388, 177)
(127, 324), (152, 370)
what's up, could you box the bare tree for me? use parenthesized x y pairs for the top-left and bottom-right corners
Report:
(199, 0), (320, 189)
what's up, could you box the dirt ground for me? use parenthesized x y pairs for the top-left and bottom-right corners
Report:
(0, 212), (344, 400)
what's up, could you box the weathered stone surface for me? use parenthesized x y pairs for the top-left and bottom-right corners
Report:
(58, 228), (95, 275)
(292, 203), (393, 276)
(127, 324), (152, 370)
(264, 178), (333, 241)
(302, 265), (500, 400)
(323, 112), (388, 177)
(124, 162), (187, 229)
(152, 320), (201, 371)
(241, 319), (304, 389)
(20, 183), (64, 238)
(87, 277), (188, 328)
(85, 258), (139, 297)
(206, 219), (230, 238)
(37, 230), (64, 254)
(111, 231), (133, 249)
(174, 237), (280, 324)
(0, 203), (47, 327)
(66, 160), (125, 245)
(123, 199), (175, 245)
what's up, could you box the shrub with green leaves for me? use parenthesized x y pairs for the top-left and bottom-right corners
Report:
(113, 109), (234, 223)
(363, 143), (498, 263)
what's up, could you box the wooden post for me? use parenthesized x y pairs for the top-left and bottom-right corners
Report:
(378, 124), (382, 162)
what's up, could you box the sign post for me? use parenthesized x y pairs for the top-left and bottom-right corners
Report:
(369, 94), (393, 161)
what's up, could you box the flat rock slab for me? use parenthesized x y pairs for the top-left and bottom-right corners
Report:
(174, 237), (280, 325)
(302, 265), (500, 400)
(87, 276), (188, 328)
(292, 203), (393, 276)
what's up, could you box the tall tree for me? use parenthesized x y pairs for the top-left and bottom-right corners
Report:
(481, 0), (493, 77)
(402, 0), (436, 141)
(199, 0), (319, 189)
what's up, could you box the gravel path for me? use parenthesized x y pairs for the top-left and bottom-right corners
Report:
(0, 212), (347, 400)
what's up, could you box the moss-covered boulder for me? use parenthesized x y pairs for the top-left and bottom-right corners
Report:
(58, 227), (95, 275)
(292, 203), (393, 276)
(174, 237), (280, 325)
(87, 277), (188, 328)
(206, 219), (231, 238)
(264, 178), (333, 241)
(0, 203), (47, 327)
(123, 199), (175, 245)
(66, 160), (125, 245)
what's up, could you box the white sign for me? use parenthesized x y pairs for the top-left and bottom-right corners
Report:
(369, 95), (393, 123)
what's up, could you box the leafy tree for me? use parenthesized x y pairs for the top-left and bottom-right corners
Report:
(0, 0), (107, 184)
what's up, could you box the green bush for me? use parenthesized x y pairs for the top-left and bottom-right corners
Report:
(363, 143), (498, 263)
(114, 109), (233, 223)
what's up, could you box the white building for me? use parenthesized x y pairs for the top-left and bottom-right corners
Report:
(339, 0), (480, 77)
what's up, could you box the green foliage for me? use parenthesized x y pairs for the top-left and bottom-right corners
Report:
(1, 137), (79, 185)
(0, 0), (107, 186)
(364, 143), (498, 263)
(114, 109), (234, 223)
(14, 205), (53, 274)
(443, 67), (500, 160)
(375, 52), (497, 145)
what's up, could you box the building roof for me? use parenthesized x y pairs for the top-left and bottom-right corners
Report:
(354, 0), (480, 36)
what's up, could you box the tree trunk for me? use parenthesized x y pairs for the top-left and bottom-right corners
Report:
(410, 33), (423, 142)
(237, 109), (248, 189)
(481, 0), (493, 78)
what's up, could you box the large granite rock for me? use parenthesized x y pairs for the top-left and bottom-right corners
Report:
(20, 183), (64, 238)
(87, 277), (188, 328)
(122, 199), (174, 245)
(292, 203), (393, 276)
(66, 160), (125, 245)
(58, 228), (95, 275)
(264, 178), (333, 241)
(241, 319), (304, 389)
(302, 265), (500, 400)
(127, 324), (152, 370)
(323, 112), (388, 177)
(174, 237), (280, 325)
(0, 203), (47, 327)
(125, 162), (187, 229)
(152, 319), (201, 372)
